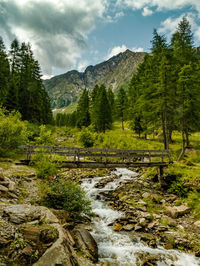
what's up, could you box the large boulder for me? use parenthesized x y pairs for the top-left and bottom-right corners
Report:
(2, 205), (59, 224)
(34, 224), (78, 266)
(165, 205), (191, 218)
(73, 227), (98, 262)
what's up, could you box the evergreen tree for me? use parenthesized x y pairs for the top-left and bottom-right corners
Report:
(0, 37), (10, 105)
(76, 89), (90, 128)
(171, 17), (197, 151)
(177, 63), (200, 159)
(92, 84), (112, 132)
(116, 87), (127, 130)
(107, 87), (115, 120)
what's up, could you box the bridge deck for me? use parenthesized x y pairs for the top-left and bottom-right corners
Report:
(19, 145), (171, 168)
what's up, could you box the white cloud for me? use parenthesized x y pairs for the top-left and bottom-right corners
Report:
(0, 0), (108, 75)
(158, 12), (200, 41)
(106, 44), (128, 59)
(142, 7), (153, 16)
(105, 45), (144, 60)
(77, 60), (89, 72)
(132, 47), (144, 52)
(116, 0), (200, 16)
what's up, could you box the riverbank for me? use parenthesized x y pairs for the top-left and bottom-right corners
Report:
(0, 158), (200, 265)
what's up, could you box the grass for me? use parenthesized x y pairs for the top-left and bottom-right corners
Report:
(52, 102), (78, 116)
(53, 121), (200, 219)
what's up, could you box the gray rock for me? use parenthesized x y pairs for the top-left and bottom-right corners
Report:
(166, 205), (191, 218)
(0, 185), (8, 192)
(142, 192), (151, 198)
(74, 227), (98, 262)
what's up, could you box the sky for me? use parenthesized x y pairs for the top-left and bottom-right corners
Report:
(0, 0), (200, 79)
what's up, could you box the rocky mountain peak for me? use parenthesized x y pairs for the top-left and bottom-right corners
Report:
(43, 50), (146, 109)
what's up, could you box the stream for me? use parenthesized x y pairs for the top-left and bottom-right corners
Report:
(81, 168), (200, 266)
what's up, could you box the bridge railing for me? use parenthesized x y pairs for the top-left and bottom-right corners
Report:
(19, 145), (171, 164)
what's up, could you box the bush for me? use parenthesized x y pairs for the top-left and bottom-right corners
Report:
(168, 180), (188, 197)
(35, 125), (55, 145)
(186, 190), (200, 219)
(32, 153), (58, 178)
(0, 108), (27, 156)
(42, 179), (91, 216)
(78, 128), (94, 147)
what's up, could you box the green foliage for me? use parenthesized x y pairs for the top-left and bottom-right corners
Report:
(186, 190), (200, 219)
(35, 125), (55, 145)
(168, 180), (188, 197)
(42, 179), (91, 216)
(32, 153), (58, 178)
(0, 108), (27, 156)
(76, 89), (90, 128)
(78, 128), (95, 147)
(0, 37), (53, 124)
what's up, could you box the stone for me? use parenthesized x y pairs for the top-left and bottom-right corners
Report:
(139, 218), (146, 226)
(23, 227), (40, 242)
(164, 242), (174, 250)
(0, 172), (5, 181)
(34, 224), (78, 266)
(138, 200), (147, 206)
(123, 224), (135, 231)
(113, 223), (123, 232)
(22, 244), (33, 256)
(74, 227), (98, 262)
(134, 224), (143, 231)
(40, 228), (59, 244)
(3, 205), (58, 224)
(166, 205), (191, 218)
(147, 221), (157, 230)
(141, 212), (151, 219)
(0, 185), (8, 192)
(142, 192), (150, 198)
(8, 181), (16, 192)
(194, 221), (200, 228)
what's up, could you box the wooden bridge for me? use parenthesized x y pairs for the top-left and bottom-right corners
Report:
(19, 145), (171, 170)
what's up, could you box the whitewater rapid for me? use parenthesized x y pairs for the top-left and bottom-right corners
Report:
(81, 168), (200, 266)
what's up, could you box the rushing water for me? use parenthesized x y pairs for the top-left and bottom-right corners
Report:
(81, 168), (200, 266)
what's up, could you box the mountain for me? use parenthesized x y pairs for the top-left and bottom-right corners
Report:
(43, 49), (146, 109)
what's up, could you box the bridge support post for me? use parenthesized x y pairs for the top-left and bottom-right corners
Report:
(158, 166), (166, 188)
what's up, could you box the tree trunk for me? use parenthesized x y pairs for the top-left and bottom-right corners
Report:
(178, 130), (186, 161)
(121, 117), (124, 131)
(185, 128), (190, 147)
(178, 99), (186, 161)
(162, 111), (169, 150)
(168, 129), (173, 143)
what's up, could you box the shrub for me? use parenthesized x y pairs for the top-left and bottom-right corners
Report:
(42, 179), (91, 216)
(168, 180), (188, 197)
(0, 108), (27, 156)
(78, 128), (94, 147)
(32, 153), (58, 178)
(186, 190), (200, 219)
(35, 125), (55, 145)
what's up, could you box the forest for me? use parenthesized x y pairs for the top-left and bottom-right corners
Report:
(0, 38), (52, 124)
(55, 17), (200, 160)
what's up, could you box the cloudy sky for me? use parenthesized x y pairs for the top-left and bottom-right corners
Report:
(0, 0), (200, 78)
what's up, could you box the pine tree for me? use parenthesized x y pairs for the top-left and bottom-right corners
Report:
(0, 37), (10, 105)
(76, 89), (90, 128)
(107, 87), (115, 120)
(171, 17), (197, 152)
(92, 84), (112, 132)
(177, 63), (200, 159)
(116, 87), (127, 130)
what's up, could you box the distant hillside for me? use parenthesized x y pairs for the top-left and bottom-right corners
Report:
(43, 49), (146, 108)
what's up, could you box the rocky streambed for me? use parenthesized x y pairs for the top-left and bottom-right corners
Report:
(81, 168), (200, 265)
(0, 161), (200, 265)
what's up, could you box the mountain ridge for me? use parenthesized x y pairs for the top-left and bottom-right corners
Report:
(43, 49), (146, 108)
